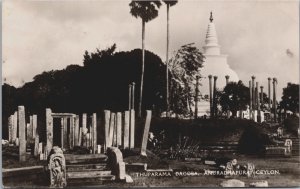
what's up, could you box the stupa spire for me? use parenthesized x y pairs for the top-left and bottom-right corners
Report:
(210, 11), (213, 22)
(203, 11), (220, 55)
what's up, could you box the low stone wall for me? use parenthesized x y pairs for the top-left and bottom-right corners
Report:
(3, 166), (48, 187)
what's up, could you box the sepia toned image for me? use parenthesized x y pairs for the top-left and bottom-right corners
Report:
(2, 0), (299, 187)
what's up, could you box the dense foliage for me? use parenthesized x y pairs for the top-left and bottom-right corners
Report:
(280, 83), (299, 114)
(2, 48), (167, 139)
(169, 43), (204, 116)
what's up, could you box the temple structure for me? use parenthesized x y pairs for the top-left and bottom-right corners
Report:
(195, 12), (239, 117)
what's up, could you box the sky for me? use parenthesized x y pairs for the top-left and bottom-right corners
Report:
(2, 0), (299, 96)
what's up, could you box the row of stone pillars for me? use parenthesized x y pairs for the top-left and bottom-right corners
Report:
(104, 110), (135, 150)
(8, 106), (40, 161)
(207, 75), (230, 118)
(46, 109), (99, 155)
(249, 77), (277, 122)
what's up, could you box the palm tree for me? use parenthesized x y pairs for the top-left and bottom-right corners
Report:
(162, 0), (177, 117)
(129, 0), (162, 117)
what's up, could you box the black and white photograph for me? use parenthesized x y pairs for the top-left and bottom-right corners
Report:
(2, 0), (300, 187)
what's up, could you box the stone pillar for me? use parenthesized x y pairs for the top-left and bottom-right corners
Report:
(92, 113), (97, 154)
(104, 110), (111, 151)
(74, 115), (79, 146)
(208, 75), (213, 117)
(225, 75), (230, 118)
(132, 82), (135, 110)
(13, 111), (18, 142)
(63, 118), (68, 149)
(249, 80), (252, 120)
(32, 115), (37, 139)
(32, 114), (38, 156)
(97, 145), (101, 154)
(26, 123), (30, 143)
(116, 112), (122, 147)
(82, 113), (87, 148)
(70, 116), (74, 149)
(38, 142), (43, 155)
(34, 133), (39, 157)
(268, 77), (271, 110)
(195, 76), (200, 119)
(29, 115), (33, 143)
(113, 116), (117, 146)
(129, 84), (132, 110)
(140, 110), (152, 156)
(213, 76), (218, 117)
(108, 113), (115, 148)
(273, 78), (277, 122)
(18, 106), (26, 161)
(8, 115), (13, 143)
(78, 127), (82, 146)
(82, 113), (87, 131)
(86, 133), (90, 149)
(256, 82), (260, 110)
(60, 119), (64, 149)
(130, 110), (135, 149)
(123, 111), (130, 149)
(46, 108), (53, 155)
(256, 82), (260, 122)
(225, 75), (229, 85)
(260, 86), (264, 109)
(251, 76), (256, 110)
(89, 123), (92, 148)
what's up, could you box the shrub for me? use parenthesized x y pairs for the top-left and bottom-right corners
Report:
(284, 115), (299, 135)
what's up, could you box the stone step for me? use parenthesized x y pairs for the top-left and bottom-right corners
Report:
(67, 163), (107, 171)
(67, 170), (112, 179)
(199, 149), (237, 153)
(199, 146), (238, 150)
(67, 175), (116, 186)
(65, 154), (107, 164)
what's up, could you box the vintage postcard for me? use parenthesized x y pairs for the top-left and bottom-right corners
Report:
(2, 0), (299, 188)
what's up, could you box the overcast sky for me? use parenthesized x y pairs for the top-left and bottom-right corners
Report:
(3, 0), (299, 95)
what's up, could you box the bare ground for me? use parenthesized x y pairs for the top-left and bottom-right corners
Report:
(112, 154), (300, 187)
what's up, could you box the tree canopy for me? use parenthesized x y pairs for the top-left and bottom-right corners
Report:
(2, 47), (167, 139)
(280, 83), (299, 114)
(129, 1), (162, 23)
(162, 0), (178, 6)
(219, 81), (250, 116)
(168, 43), (204, 116)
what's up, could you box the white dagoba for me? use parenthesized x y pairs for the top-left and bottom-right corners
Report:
(195, 12), (239, 117)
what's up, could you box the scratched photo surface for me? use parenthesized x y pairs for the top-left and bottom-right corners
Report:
(2, 0), (299, 188)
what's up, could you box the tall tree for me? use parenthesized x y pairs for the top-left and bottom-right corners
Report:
(168, 43), (204, 117)
(129, 0), (162, 117)
(219, 81), (250, 117)
(162, 0), (178, 117)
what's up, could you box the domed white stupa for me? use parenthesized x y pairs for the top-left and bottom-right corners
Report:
(195, 12), (239, 117)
